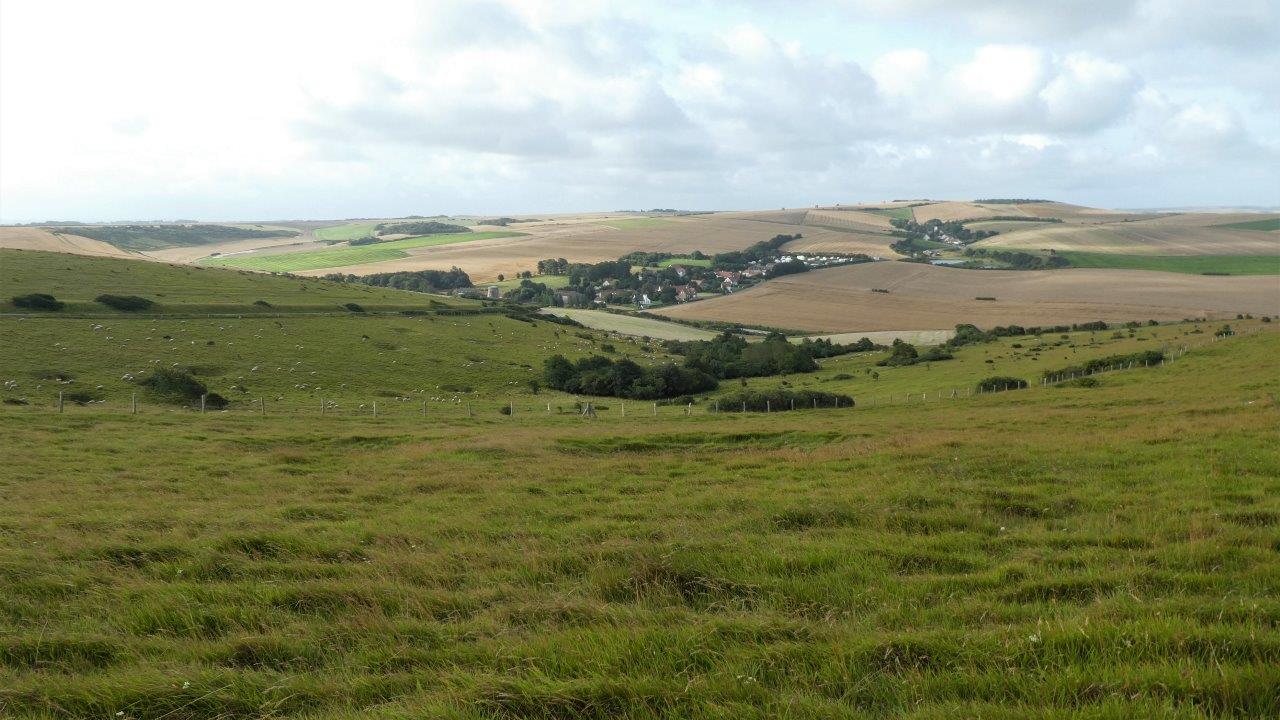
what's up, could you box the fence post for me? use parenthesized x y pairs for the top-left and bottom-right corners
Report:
(200, 394), (206, 413)
(790, 398), (795, 411)
(653, 402), (657, 416)
(742, 401), (746, 412)
(373, 402), (378, 418)
(813, 397), (817, 409)
(621, 400), (626, 417)
(132, 392), (137, 415)
(714, 400), (719, 413)
(423, 400), (428, 416)
(467, 403), (473, 417)
(259, 398), (265, 417)
(58, 391), (63, 413)
(508, 401), (513, 416)
(547, 402), (551, 415)
(766, 400), (770, 413)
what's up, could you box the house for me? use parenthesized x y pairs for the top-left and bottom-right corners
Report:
(714, 270), (742, 282)
(638, 293), (653, 309)
(741, 266), (766, 278)
(671, 265), (688, 278)
(486, 285), (501, 299)
(674, 285), (698, 302)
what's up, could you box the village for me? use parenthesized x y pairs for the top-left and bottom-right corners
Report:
(459, 246), (880, 310)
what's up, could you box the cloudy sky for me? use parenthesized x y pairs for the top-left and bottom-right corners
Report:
(1, 0), (1277, 221)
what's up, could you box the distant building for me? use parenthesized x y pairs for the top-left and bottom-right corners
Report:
(555, 290), (586, 306)
(487, 285), (501, 299)
(674, 285), (698, 302)
(639, 293), (653, 309)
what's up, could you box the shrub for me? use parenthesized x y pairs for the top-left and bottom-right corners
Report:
(94, 294), (154, 311)
(343, 303), (365, 313)
(136, 368), (227, 407)
(253, 300), (272, 308)
(717, 389), (853, 412)
(12, 293), (64, 310)
(977, 376), (1028, 392)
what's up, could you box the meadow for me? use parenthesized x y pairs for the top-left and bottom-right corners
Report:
(314, 222), (384, 242)
(1058, 252), (1280, 275)
(1, 325), (1277, 717)
(1214, 218), (1280, 232)
(201, 233), (525, 273)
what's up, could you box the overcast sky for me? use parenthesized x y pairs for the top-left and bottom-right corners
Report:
(2, 0), (1277, 222)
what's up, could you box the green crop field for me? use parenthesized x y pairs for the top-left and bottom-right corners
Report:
(1213, 218), (1280, 232)
(313, 222), (383, 242)
(493, 274), (571, 291)
(1060, 252), (1280, 275)
(200, 232), (525, 272)
(2, 250), (1278, 718)
(658, 257), (712, 268)
(864, 206), (915, 221)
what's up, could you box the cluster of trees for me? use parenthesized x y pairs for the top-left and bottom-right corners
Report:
(717, 389), (853, 412)
(798, 336), (883, 357)
(618, 250), (707, 266)
(503, 279), (557, 306)
(977, 376), (1028, 392)
(1043, 350), (1165, 380)
(323, 267), (473, 292)
(876, 339), (954, 367)
(11, 293), (64, 310)
(890, 218), (998, 247)
(712, 234), (800, 270)
(766, 259), (809, 278)
(666, 332), (818, 379)
(95, 294), (154, 311)
(347, 236), (386, 246)
(373, 221), (470, 235)
(137, 367), (227, 408)
(46, 225), (297, 251)
(964, 248), (1070, 270)
(543, 355), (716, 399)
(477, 217), (536, 226)
(973, 198), (1054, 204)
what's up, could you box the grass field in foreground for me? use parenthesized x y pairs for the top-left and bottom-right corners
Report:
(200, 232), (525, 272)
(1213, 218), (1280, 232)
(0, 331), (1276, 717)
(1060, 252), (1280, 275)
(313, 222), (382, 242)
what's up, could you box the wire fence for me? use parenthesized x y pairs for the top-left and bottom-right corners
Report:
(9, 325), (1272, 422)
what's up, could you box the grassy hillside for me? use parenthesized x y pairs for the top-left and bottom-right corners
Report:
(1214, 218), (1280, 232)
(199, 232), (526, 272)
(0, 328), (1276, 717)
(1059, 252), (1280, 275)
(0, 249), (463, 314)
(313, 221), (383, 242)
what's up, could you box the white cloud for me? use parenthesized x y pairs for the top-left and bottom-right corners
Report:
(0, 0), (1275, 221)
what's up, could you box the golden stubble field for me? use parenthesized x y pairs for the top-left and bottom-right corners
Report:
(291, 213), (902, 281)
(655, 261), (1280, 332)
(0, 226), (134, 258)
(975, 213), (1280, 255)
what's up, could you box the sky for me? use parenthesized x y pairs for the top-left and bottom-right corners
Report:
(1, 0), (1277, 222)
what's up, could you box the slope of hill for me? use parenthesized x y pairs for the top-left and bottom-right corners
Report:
(1, 281), (1276, 716)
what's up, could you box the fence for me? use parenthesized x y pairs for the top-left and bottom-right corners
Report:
(12, 324), (1273, 422)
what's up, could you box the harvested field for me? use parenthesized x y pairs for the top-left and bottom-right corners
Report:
(803, 209), (896, 232)
(0, 226), (136, 258)
(654, 262), (1280, 332)
(539, 308), (719, 340)
(800, 329), (954, 346)
(292, 214), (892, 281)
(975, 215), (1280, 256)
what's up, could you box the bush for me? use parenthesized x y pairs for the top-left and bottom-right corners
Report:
(253, 300), (272, 308)
(343, 303), (365, 313)
(977, 376), (1028, 392)
(1043, 350), (1165, 381)
(717, 389), (853, 412)
(11, 293), (64, 310)
(136, 368), (226, 407)
(94, 294), (154, 311)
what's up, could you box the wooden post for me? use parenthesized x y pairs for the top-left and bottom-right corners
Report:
(813, 397), (817, 409)
(423, 400), (428, 416)
(766, 400), (770, 413)
(508, 401), (513, 416)
(259, 398), (265, 416)
(547, 402), (552, 414)
(373, 402), (378, 418)
(621, 400), (626, 417)
(790, 398), (795, 411)
(58, 391), (63, 413)
(467, 403), (473, 417)
(742, 401), (746, 412)
(653, 402), (657, 416)
(200, 394), (206, 413)
(686, 403), (691, 416)
(714, 400), (719, 413)
(132, 392), (137, 415)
